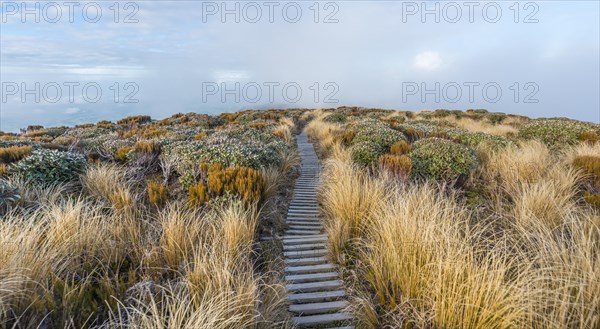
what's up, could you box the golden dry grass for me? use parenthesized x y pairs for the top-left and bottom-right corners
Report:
(308, 113), (599, 329)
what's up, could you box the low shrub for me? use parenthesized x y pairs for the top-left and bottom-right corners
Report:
(351, 119), (407, 149)
(188, 181), (210, 207)
(148, 180), (168, 206)
(449, 131), (512, 149)
(579, 131), (599, 144)
(207, 164), (265, 205)
(0, 145), (33, 163)
(390, 140), (411, 155)
(115, 147), (133, 162)
(573, 155), (600, 188)
(134, 140), (162, 155)
(351, 141), (385, 166)
(379, 154), (412, 180)
(323, 113), (348, 124)
(487, 112), (507, 124)
(519, 119), (599, 147)
(410, 138), (478, 184)
(117, 115), (152, 126)
(9, 149), (87, 184)
(194, 132), (207, 140)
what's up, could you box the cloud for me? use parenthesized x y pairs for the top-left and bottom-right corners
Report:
(65, 107), (80, 114)
(413, 51), (442, 71)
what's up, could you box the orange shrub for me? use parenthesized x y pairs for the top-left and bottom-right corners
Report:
(579, 131), (599, 144)
(188, 181), (209, 207)
(148, 180), (168, 206)
(573, 155), (600, 188)
(115, 147), (132, 162)
(134, 140), (161, 155)
(390, 140), (411, 155)
(0, 145), (33, 163)
(207, 164), (265, 205)
(194, 132), (207, 140)
(379, 154), (412, 181)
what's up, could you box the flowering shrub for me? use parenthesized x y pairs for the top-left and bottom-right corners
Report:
(448, 131), (512, 149)
(163, 125), (286, 171)
(323, 113), (348, 124)
(410, 138), (478, 184)
(9, 149), (87, 184)
(519, 119), (600, 147)
(351, 141), (385, 166)
(350, 119), (407, 149)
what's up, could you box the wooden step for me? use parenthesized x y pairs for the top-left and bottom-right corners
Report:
(283, 236), (328, 245)
(285, 271), (339, 283)
(287, 290), (346, 303)
(286, 229), (321, 235)
(283, 243), (327, 251)
(285, 256), (328, 266)
(285, 263), (336, 275)
(288, 225), (322, 231)
(284, 249), (327, 259)
(289, 300), (349, 315)
(287, 280), (343, 293)
(293, 312), (353, 327)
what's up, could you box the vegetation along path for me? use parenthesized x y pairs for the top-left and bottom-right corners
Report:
(283, 132), (353, 328)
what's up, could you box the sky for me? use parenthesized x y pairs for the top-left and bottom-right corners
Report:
(0, 0), (599, 132)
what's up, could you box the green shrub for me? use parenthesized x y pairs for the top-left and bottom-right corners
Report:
(351, 141), (385, 166)
(487, 112), (507, 125)
(448, 131), (512, 149)
(323, 113), (347, 124)
(9, 149), (87, 184)
(351, 119), (407, 149)
(518, 119), (599, 147)
(410, 138), (478, 183)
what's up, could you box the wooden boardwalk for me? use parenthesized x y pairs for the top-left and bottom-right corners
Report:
(283, 133), (354, 329)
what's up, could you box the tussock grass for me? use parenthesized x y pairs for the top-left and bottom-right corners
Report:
(309, 113), (599, 329)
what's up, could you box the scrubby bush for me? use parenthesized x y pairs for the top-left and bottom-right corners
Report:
(379, 154), (412, 180)
(0, 145), (33, 163)
(9, 149), (87, 184)
(573, 155), (600, 188)
(351, 119), (407, 149)
(134, 140), (162, 155)
(487, 112), (507, 124)
(148, 180), (168, 206)
(410, 138), (478, 183)
(115, 147), (133, 162)
(519, 119), (599, 147)
(188, 181), (210, 206)
(323, 113), (348, 124)
(351, 141), (385, 166)
(390, 140), (411, 155)
(449, 131), (512, 149)
(579, 131), (599, 144)
(207, 164), (265, 205)
(163, 125), (286, 170)
(117, 115), (152, 126)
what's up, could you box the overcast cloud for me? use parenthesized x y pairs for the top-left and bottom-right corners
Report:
(0, 1), (598, 132)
